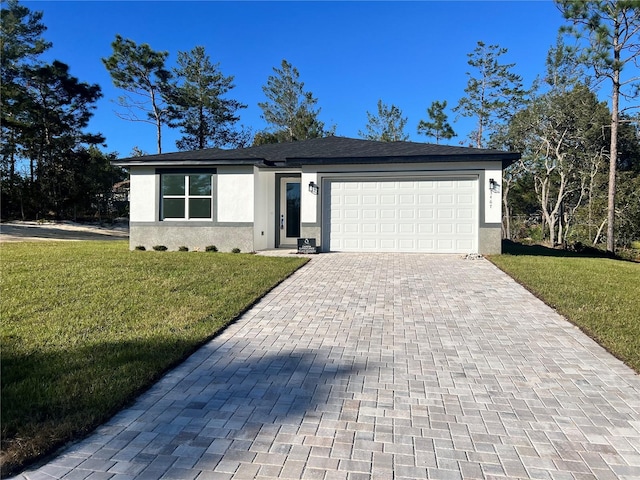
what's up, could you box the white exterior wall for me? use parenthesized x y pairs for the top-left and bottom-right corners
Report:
(129, 167), (156, 222)
(484, 168), (502, 224)
(253, 168), (275, 250)
(301, 172), (318, 223)
(217, 168), (254, 222)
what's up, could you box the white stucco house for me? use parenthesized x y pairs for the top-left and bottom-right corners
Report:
(112, 136), (519, 254)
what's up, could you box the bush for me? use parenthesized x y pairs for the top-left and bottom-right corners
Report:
(631, 240), (640, 250)
(231, 248), (241, 254)
(134, 245), (146, 251)
(152, 245), (167, 251)
(205, 245), (218, 252)
(178, 246), (189, 252)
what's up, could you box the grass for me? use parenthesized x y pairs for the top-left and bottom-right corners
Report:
(489, 241), (640, 374)
(0, 241), (308, 476)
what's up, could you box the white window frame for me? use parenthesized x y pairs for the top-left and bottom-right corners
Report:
(160, 171), (214, 221)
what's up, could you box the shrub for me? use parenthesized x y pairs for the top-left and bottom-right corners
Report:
(178, 246), (189, 252)
(631, 240), (640, 250)
(231, 248), (241, 254)
(205, 245), (218, 252)
(152, 245), (168, 251)
(134, 245), (146, 251)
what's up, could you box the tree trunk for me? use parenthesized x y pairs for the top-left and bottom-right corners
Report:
(594, 217), (607, 245)
(157, 120), (162, 154)
(607, 67), (619, 253)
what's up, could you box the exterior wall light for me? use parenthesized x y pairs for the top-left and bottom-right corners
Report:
(308, 181), (319, 195)
(489, 178), (500, 193)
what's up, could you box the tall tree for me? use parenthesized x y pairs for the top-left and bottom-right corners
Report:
(557, 0), (640, 253)
(499, 37), (585, 240)
(0, 0), (51, 186)
(22, 60), (105, 217)
(508, 83), (610, 247)
(417, 100), (456, 144)
(359, 99), (408, 142)
(102, 35), (171, 153)
(257, 59), (329, 144)
(454, 41), (527, 148)
(168, 46), (247, 150)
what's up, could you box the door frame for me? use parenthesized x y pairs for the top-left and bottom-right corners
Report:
(275, 174), (301, 248)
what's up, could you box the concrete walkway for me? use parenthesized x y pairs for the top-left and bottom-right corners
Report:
(15, 254), (640, 480)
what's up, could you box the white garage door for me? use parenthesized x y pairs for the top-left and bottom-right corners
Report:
(328, 178), (478, 253)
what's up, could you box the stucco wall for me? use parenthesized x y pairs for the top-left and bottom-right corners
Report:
(483, 168), (502, 224)
(129, 167), (156, 222)
(478, 226), (502, 255)
(129, 224), (254, 253)
(217, 168), (254, 222)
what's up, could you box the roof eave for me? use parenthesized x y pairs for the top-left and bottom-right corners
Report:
(285, 153), (521, 167)
(111, 159), (268, 168)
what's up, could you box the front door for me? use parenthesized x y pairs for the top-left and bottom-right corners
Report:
(279, 177), (301, 247)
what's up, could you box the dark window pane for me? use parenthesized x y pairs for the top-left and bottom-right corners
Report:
(286, 183), (300, 237)
(163, 198), (185, 218)
(189, 198), (212, 218)
(189, 174), (212, 196)
(162, 175), (185, 195)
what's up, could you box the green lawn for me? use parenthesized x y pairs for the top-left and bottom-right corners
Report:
(489, 242), (640, 374)
(0, 241), (308, 476)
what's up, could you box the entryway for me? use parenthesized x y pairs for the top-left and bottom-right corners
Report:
(277, 176), (301, 248)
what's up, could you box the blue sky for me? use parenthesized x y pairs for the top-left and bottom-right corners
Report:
(23, 1), (568, 157)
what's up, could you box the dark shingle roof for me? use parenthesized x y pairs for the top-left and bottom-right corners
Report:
(113, 136), (520, 168)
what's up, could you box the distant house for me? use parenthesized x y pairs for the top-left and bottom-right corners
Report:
(112, 136), (519, 254)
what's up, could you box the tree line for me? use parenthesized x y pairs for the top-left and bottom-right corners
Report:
(1, 0), (638, 252)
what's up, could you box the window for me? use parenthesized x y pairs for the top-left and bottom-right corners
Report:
(161, 173), (213, 220)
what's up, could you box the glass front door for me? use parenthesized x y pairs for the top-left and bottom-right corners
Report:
(279, 177), (301, 246)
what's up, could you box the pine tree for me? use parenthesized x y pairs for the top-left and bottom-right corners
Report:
(167, 46), (247, 150)
(417, 100), (456, 144)
(257, 59), (329, 144)
(102, 35), (171, 153)
(359, 99), (408, 142)
(454, 41), (527, 148)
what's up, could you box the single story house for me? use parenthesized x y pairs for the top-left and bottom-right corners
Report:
(112, 136), (519, 254)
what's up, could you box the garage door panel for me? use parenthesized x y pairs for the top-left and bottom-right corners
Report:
(458, 208), (474, 219)
(456, 239), (474, 250)
(438, 224), (454, 234)
(418, 209), (435, 219)
(362, 209), (378, 219)
(380, 223), (396, 234)
(419, 194), (434, 205)
(329, 178), (477, 253)
(438, 194), (454, 204)
(418, 223), (435, 234)
(457, 194), (474, 204)
(457, 223), (474, 234)
(399, 239), (416, 249)
(399, 223), (415, 234)
(438, 208), (454, 219)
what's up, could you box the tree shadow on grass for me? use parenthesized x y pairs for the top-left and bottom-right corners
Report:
(501, 239), (621, 260)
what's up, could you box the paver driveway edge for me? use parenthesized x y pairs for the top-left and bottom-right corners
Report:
(13, 253), (640, 480)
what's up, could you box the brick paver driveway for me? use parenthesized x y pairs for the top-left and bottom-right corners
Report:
(16, 254), (640, 480)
